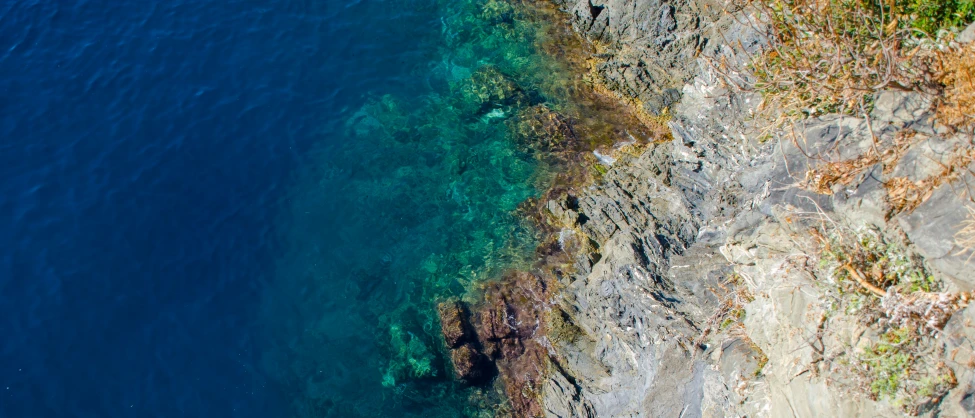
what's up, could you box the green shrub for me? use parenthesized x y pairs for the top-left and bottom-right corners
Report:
(896, 0), (975, 35)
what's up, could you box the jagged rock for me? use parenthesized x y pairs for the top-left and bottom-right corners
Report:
(499, 339), (548, 417)
(441, 270), (554, 415)
(555, 0), (733, 115)
(532, 0), (975, 416)
(438, 299), (472, 349)
(439, 1), (975, 416)
(478, 271), (551, 344)
(543, 366), (597, 418)
(476, 271), (553, 417)
(450, 343), (489, 383)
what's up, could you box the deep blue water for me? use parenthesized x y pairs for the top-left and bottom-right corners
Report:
(0, 0), (454, 416)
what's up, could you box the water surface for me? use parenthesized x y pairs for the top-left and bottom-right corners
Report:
(1, 0), (588, 416)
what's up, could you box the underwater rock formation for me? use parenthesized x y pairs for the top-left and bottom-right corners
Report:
(439, 300), (474, 349)
(450, 344), (489, 383)
(480, 0), (516, 24)
(454, 65), (531, 117)
(439, 300), (493, 384)
(478, 271), (553, 418)
(508, 105), (576, 153)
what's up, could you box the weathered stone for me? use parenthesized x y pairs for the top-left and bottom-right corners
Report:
(450, 343), (488, 384)
(942, 306), (975, 416)
(438, 299), (472, 349)
(958, 21), (975, 44)
(898, 180), (975, 290)
(498, 339), (548, 418)
(871, 90), (934, 128)
(442, 270), (553, 414)
(471, 271), (553, 416)
(478, 271), (550, 343)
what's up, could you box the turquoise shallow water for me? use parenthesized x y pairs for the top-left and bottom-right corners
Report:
(260, 1), (582, 416)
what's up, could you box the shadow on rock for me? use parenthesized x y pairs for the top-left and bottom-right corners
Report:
(439, 271), (554, 417)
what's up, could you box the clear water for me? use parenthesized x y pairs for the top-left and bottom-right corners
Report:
(261, 2), (587, 416)
(0, 0), (601, 417)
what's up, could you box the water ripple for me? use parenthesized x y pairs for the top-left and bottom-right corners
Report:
(0, 0), (439, 416)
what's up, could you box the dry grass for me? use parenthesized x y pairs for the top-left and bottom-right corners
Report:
(800, 130), (917, 194)
(811, 225), (968, 409)
(725, 1), (975, 409)
(746, 0), (974, 138)
(954, 206), (975, 260)
(883, 290), (972, 332)
(796, 117), (973, 218)
(696, 273), (755, 345)
(885, 146), (975, 216)
(814, 226), (973, 331)
(745, 0), (975, 213)
(752, 0), (945, 122)
(937, 43), (975, 129)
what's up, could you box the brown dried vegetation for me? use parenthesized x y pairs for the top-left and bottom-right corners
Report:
(937, 43), (975, 128)
(749, 0), (970, 126)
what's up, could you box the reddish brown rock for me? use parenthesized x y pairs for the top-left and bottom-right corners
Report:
(500, 337), (525, 359)
(475, 271), (553, 417)
(479, 271), (550, 340)
(479, 295), (514, 342)
(440, 270), (554, 415)
(438, 299), (471, 349)
(499, 339), (549, 418)
(450, 343), (488, 384)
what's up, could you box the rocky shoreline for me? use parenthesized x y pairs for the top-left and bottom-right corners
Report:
(440, 1), (975, 416)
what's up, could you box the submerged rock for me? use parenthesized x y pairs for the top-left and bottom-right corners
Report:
(480, 0), (515, 24)
(509, 104), (576, 153)
(454, 65), (529, 116)
(439, 299), (496, 386)
(450, 343), (489, 384)
(438, 299), (473, 349)
(477, 271), (553, 418)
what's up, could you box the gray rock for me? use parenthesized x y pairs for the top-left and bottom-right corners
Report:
(899, 179), (975, 291)
(556, 0), (733, 115)
(539, 0), (975, 416)
(958, 21), (975, 44)
(942, 306), (975, 416)
(871, 90), (934, 129)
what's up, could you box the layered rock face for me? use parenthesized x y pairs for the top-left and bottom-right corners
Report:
(530, 1), (975, 417)
(551, 0), (727, 115)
